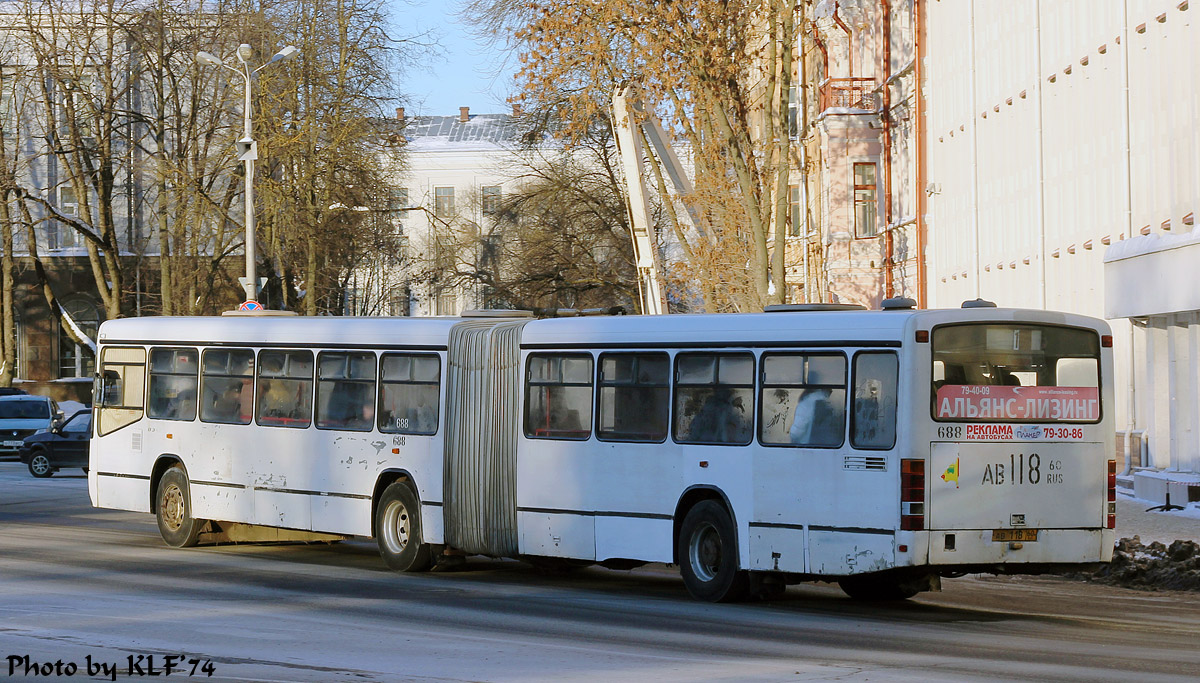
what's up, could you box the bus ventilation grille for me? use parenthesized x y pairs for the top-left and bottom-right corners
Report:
(843, 456), (887, 471)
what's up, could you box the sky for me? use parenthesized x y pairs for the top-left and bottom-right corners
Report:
(392, 0), (515, 117)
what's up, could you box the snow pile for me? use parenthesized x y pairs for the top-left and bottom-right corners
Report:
(1080, 536), (1200, 591)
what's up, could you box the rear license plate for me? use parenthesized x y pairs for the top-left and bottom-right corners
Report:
(3, 440), (21, 447)
(992, 529), (1038, 542)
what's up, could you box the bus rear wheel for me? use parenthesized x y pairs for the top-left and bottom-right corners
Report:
(156, 466), (204, 548)
(678, 500), (749, 602)
(376, 481), (432, 572)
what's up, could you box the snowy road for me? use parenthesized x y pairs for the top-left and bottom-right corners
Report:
(1, 462), (1198, 682)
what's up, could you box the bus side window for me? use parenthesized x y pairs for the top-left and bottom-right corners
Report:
(200, 348), (254, 425)
(597, 353), (669, 442)
(674, 352), (754, 445)
(316, 351), (376, 432)
(96, 346), (146, 436)
(851, 352), (898, 450)
(256, 350), (314, 428)
(525, 354), (593, 440)
(146, 348), (199, 422)
(759, 353), (846, 448)
(379, 353), (440, 435)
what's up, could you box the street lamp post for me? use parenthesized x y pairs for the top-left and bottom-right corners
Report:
(197, 43), (299, 305)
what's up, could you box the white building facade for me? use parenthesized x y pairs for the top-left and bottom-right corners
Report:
(925, 0), (1199, 483)
(348, 108), (523, 317)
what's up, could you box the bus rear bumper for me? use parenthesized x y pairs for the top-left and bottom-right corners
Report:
(926, 527), (1115, 570)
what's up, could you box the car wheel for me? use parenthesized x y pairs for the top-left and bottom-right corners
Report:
(27, 450), (53, 478)
(156, 466), (204, 548)
(375, 481), (432, 572)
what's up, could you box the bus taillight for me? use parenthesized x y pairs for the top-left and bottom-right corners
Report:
(901, 458), (925, 531)
(1107, 459), (1117, 529)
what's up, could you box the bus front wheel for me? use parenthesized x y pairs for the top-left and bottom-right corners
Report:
(156, 467), (204, 548)
(678, 500), (749, 602)
(376, 482), (433, 572)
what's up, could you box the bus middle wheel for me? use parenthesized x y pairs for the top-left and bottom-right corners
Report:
(376, 481), (433, 572)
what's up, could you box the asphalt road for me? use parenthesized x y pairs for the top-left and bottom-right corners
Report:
(1, 462), (1198, 682)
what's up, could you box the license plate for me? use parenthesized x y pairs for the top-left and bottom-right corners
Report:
(992, 529), (1038, 542)
(3, 440), (21, 447)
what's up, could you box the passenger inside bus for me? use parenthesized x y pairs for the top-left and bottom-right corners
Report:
(686, 388), (750, 443)
(789, 383), (841, 446)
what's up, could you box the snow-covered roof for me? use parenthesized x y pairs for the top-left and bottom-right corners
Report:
(400, 114), (523, 152)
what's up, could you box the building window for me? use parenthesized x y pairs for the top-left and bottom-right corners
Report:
(434, 187), (455, 217)
(58, 297), (100, 378)
(436, 292), (456, 316)
(481, 186), (501, 215)
(56, 185), (80, 250)
(788, 185), (802, 236)
(787, 84), (800, 139)
(854, 162), (878, 238)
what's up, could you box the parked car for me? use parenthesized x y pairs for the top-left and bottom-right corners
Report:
(20, 410), (91, 478)
(0, 394), (61, 457)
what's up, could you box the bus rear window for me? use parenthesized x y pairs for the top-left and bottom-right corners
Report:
(932, 324), (1100, 423)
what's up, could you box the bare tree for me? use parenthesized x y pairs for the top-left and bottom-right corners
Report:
(467, 0), (798, 312)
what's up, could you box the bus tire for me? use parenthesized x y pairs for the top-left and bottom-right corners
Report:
(376, 481), (432, 572)
(837, 574), (921, 601)
(677, 500), (749, 602)
(156, 467), (204, 548)
(27, 449), (53, 478)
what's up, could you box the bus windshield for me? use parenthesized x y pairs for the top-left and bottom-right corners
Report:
(932, 324), (1100, 423)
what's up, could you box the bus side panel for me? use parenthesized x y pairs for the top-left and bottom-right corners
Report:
(311, 496), (371, 536)
(591, 441), (681, 564)
(94, 473), (151, 513)
(595, 517), (673, 564)
(519, 511), (595, 558)
(808, 530), (897, 575)
(191, 483), (253, 522)
(747, 526), (806, 573)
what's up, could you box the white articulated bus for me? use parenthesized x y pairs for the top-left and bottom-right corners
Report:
(89, 303), (1115, 601)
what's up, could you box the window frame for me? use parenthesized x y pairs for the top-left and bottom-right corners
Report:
(672, 351), (756, 446)
(199, 347), (255, 425)
(314, 351), (378, 433)
(434, 186), (455, 217)
(146, 346), (199, 422)
(595, 351), (671, 444)
(524, 352), (595, 441)
(850, 351), (899, 450)
(377, 352), (441, 435)
(255, 349), (315, 429)
(95, 346), (146, 436)
(758, 351), (848, 449)
(853, 161), (878, 239)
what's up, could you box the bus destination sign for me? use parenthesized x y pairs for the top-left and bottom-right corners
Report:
(936, 385), (1099, 422)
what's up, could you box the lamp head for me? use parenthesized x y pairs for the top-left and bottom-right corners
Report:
(195, 51), (222, 67)
(270, 45), (300, 64)
(236, 43), (254, 64)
